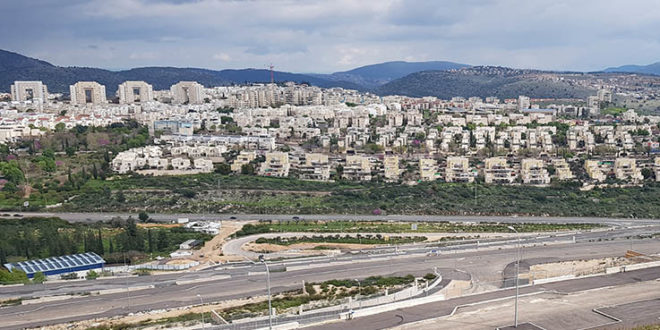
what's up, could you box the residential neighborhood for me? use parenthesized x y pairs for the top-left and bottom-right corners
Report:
(3, 79), (660, 186)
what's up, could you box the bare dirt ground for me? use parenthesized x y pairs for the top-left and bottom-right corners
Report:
(529, 257), (634, 279)
(191, 220), (248, 264)
(245, 242), (379, 253)
(137, 223), (182, 228)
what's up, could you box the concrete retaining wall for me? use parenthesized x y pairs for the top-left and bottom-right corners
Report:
(532, 274), (575, 285)
(606, 260), (660, 274)
(341, 293), (445, 319)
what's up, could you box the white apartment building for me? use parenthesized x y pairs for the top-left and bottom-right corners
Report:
(70, 81), (107, 105)
(260, 152), (290, 177)
(445, 156), (474, 183)
(298, 153), (330, 181)
(343, 155), (372, 181)
(484, 157), (516, 184)
(419, 158), (438, 182)
(520, 158), (550, 185)
(118, 81), (154, 104)
(170, 81), (205, 104)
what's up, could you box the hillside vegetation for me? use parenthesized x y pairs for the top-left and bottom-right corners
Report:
(376, 67), (595, 99)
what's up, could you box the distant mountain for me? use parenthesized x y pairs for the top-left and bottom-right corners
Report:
(0, 49), (363, 96)
(313, 60), (469, 89)
(603, 62), (660, 75)
(376, 66), (596, 99)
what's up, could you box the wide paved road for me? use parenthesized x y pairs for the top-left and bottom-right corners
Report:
(7, 212), (658, 226)
(1, 237), (659, 329)
(311, 266), (660, 330)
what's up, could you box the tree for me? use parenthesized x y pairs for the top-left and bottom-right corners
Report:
(0, 161), (25, 185)
(86, 270), (99, 280)
(96, 228), (104, 255)
(92, 163), (98, 179)
(116, 190), (126, 203)
(0, 247), (7, 265)
(147, 229), (154, 253)
(157, 230), (170, 251)
(32, 272), (46, 284)
(215, 163), (232, 175)
(642, 168), (654, 180)
(2, 182), (18, 193)
(54, 122), (66, 132)
(65, 146), (76, 157)
(138, 212), (149, 222)
(241, 163), (255, 175)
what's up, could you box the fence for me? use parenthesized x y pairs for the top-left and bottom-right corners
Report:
(104, 261), (199, 272)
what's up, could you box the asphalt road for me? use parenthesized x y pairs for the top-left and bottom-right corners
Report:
(1, 237), (659, 329)
(2, 223), (656, 301)
(311, 266), (660, 330)
(6, 212), (657, 226)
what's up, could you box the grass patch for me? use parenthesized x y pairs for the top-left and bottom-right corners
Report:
(255, 235), (427, 245)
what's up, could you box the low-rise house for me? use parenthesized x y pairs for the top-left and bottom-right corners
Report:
(484, 157), (516, 184)
(260, 152), (290, 177)
(520, 158), (550, 185)
(231, 151), (256, 172)
(298, 153), (330, 181)
(179, 239), (202, 250)
(584, 160), (607, 182)
(171, 157), (191, 170)
(383, 156), (401, 181)
(445, 156), (474, 183)
(194, 158), (214, 173)
(551, 158), (574, 180)
(419, 158), (438, 181)
(343, 155), (372, 181)
(614, 158), (643, 182)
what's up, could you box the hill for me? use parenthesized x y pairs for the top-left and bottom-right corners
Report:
(0, 49), (362, 96)
(312, 60), (469, 88)
(603, 62), (660, 76)
(376, 66), (596, 99)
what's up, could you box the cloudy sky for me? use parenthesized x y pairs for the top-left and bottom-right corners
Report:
(4, 0), (660, 73)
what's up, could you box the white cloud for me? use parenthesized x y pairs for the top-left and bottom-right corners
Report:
(212, 52), (232, 62)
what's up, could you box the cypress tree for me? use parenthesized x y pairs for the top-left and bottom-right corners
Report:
(0, 247), (7, 265)
(97, 228), (104, 255)
(147, 229), (153, 253)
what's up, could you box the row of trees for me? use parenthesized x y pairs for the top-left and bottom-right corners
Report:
(0, 217), (210, 266)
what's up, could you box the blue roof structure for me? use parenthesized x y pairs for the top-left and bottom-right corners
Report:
(3, 252), (105, 278)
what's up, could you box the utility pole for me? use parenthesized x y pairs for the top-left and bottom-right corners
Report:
(507, 226), (521, 328)
(197, 294), (205, 329)
(259, 255), (273, 330)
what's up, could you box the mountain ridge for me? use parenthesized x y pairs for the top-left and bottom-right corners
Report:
(0, 49), (472, 95)
(375, 66), (596, 99)
(603, 62), (660, 75)
(0, 49), (365, 95)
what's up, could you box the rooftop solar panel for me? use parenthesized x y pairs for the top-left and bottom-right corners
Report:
(8, 253), (105, 275)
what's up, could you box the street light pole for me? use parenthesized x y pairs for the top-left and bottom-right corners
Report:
(197, 294), (205, 329)
(355, 279), (361, 296)
(259, 255), (273, 330)
(507, 226), (521, 328)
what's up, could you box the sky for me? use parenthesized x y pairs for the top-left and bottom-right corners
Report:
(4, 0), (660, 73)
